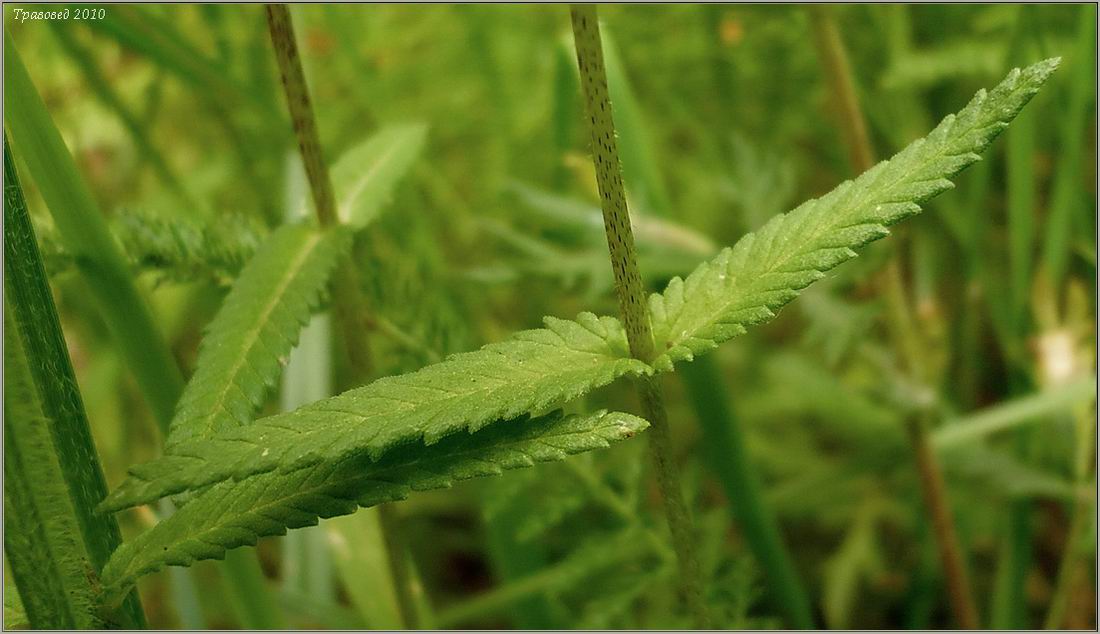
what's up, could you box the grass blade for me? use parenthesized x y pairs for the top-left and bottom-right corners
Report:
(3, 139), (145, 629)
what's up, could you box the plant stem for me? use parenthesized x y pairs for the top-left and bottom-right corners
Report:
(680, 356), (816, 629)
(265, 4), (337, 227)
(906, 416), (981, 629)
(569, 5), (709, 627)
(808, 6), (874, 177)
(264, 6), (418, 627)
(808, 6), (980, 628)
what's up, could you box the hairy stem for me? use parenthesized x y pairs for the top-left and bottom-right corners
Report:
(264, 5), (416, 627)
(569, 5), (709, 627)
(809, 6), (980, 628)
(264, 4), (337, 227)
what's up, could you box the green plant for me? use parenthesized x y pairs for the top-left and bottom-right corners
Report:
(95, 46), (1057, 617)
(6, 5), (1084, 630)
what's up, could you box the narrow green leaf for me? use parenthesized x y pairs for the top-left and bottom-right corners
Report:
(1041, 8), (1095, 287)
(166, 222), (352, 446)
(100, 410), (649, 599)
(932, 375), (1097, 448)
(648, 59), (1060, 371)
(4, 32), (185, 427)
(322, 123), (428, 229)
(102, 312), (649, 511)
(3, 140), (144, 629)
(4, 583), (29, 629)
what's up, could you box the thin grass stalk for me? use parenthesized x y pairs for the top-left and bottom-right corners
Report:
(219, 549), (284, 629)
(808, 6), (980, 628)
(675, 17), (815, 627)
(568, 5), (709, 627)
(264, 5), (419, 627)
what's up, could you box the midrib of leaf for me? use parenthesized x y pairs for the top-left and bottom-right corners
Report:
(100, 410), (648, 599)
(167, 224), (340, 446)
(340, 144), (396, 218)
(202, 230), (318, 428)
(102, 313), (649, 512)
(652, 59), (1060, 370)
(336, 129), (407, 221)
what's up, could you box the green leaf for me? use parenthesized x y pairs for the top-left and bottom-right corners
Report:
(648, 59), (1060, 371)
(932, 374), (1097, 448)
(39, 209), (265, 286)
(4, 33), (185, 427)
(3, 140), (144, 629)
(100, 410), (648, 599)
(323, 123), (428, 229)
(166, 222), (352, 447)
(4, 582), (29, 630)
(101, 313), (649, 511)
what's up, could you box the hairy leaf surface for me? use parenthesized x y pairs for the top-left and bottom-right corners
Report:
(101, 410), (647, 598)
(649, 59), (1059, 370)
(166, 222), (352, 446)
(102, 313), (649, 511)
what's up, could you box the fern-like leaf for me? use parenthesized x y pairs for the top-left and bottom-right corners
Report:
(649, 59), (1059, 371)
(166, 222), (351, 446)
(101, 313), (649, 511)
(38, 208), (265, 285)
(100, 410), (647, 600)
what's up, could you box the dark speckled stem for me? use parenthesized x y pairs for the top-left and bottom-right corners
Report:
(570, 6), (709, 628)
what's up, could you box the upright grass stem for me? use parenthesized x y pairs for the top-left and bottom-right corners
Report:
(809, 7), (980, 628)
(568, 6), (709, 627)
(264, 6), (419, 628)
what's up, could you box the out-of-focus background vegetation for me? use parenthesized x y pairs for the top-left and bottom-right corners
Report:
(5, 3), (1096, 629)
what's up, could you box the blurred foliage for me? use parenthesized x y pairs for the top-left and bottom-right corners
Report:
(4, 3), (1095, 629)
